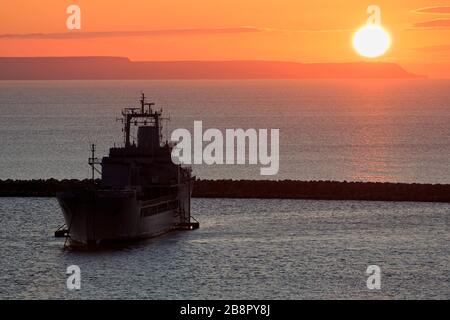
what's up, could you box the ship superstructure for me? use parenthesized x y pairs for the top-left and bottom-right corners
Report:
(56, 94), (198, 246)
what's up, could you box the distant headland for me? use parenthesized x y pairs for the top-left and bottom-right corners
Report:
(0, 57), (423, 80)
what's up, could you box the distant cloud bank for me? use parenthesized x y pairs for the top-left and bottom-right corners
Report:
(413, 6), (450, 14)
(412, 18), (450, 29)
(0, 27), (262, 40)
(0, 25), (351, 40)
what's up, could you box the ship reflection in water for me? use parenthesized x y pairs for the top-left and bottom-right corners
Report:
(56, 94), (198, 247)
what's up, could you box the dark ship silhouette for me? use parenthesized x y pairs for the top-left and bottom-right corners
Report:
(56, 94), (198, 246)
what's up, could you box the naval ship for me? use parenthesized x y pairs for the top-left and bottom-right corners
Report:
(56, 94), (198, 246)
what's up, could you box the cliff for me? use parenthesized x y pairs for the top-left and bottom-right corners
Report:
(0, 57), (423, 79)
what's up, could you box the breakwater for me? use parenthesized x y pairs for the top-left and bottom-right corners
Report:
(1, 179), (450, 203)
(194, 179), (450, 203)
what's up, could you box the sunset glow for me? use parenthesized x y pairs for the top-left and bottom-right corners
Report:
(0, 0), (449, 77)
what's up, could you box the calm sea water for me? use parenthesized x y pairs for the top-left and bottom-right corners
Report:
(0, 80), (449, 300)
(0, 79), (449, 182)
(0, 197), (448, 299)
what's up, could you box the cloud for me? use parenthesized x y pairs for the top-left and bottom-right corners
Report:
(0, 26), (349, 40)
(0, 27), (262, 40)
(412, 19), (450, 29)
(413, 6), (450, 14)
(273, 27), (351, 33)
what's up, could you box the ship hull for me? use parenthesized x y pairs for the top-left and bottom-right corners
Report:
(57, 189), (185, 246)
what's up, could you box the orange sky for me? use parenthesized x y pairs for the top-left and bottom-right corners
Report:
(0, 0), (449, 77)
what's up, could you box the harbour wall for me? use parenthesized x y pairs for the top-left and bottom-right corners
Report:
(1, 179), (449, 203)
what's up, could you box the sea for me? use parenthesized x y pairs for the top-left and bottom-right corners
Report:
(0, 79), (449, 299)
(0, 79), (449, 182)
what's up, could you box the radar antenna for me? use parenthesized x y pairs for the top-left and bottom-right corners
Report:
(88, 144), (102, 180)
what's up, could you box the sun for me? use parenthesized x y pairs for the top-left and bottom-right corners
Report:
(352, 24), (391, 58)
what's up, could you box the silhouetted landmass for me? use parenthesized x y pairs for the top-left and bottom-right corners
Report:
(1, 179), (449, 203)
(0, 57), (423, 79)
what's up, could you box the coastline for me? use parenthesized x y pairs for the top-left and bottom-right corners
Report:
(1, 179), (449, 203)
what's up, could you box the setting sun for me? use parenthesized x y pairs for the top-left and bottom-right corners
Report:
(353, 25), (391, 58)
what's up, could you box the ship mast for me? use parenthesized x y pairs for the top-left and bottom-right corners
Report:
(121, 93), (164, 148)
(88, 143), (101, 180)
